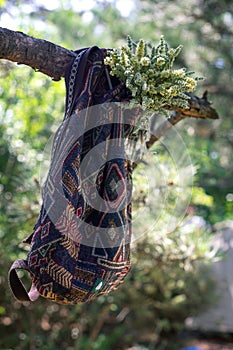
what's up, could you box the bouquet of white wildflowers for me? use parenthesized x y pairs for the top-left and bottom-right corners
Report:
(104, 36), (202, 113)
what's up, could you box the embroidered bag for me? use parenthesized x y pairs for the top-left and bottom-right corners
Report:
(8, 46), (135, 304)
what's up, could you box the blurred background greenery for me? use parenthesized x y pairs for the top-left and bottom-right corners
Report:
(0, 0), (232, 349)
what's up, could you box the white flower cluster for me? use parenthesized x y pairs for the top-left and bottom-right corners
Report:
(104, 36), (203, 113)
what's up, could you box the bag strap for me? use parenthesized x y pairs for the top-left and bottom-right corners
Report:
(8, 259), (40, 302)
(64, 46), (100, 120)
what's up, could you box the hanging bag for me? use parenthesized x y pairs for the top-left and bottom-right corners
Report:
(8, 46), (134, 304)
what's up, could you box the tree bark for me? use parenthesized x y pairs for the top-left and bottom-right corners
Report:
(0, 27), (76, 81)
(146, 91), (219, 149)
(0, 26), (219, 122)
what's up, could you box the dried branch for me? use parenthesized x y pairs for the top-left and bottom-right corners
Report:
(0, 27), (76, 81)
(146, 91), (219, 149)
(0, 26), (219, 126)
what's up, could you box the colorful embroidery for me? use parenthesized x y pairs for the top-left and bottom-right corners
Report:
(9, 47), (133, 304)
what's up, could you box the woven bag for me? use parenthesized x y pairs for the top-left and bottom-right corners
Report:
(8, 46), (135, 304)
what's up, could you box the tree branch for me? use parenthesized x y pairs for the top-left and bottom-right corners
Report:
(0, 26), (219, 125)
(146, 91), (219, 149)
(0, 27), (76, 81)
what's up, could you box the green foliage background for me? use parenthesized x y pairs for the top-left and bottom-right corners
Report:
(0, 0), (232, 349)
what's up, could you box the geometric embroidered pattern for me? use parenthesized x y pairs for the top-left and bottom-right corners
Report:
(41, 222), (51, 239)
(46, 260), (73, 289)
(38, 243), (53, 258)
(74, 267), (95, 285)
(62, 171), (78, 197)
(55, 206), (81, 244)
(9, 46), (134, 305)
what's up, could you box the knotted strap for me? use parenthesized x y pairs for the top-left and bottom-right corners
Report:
(8, 259), (40, 302)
